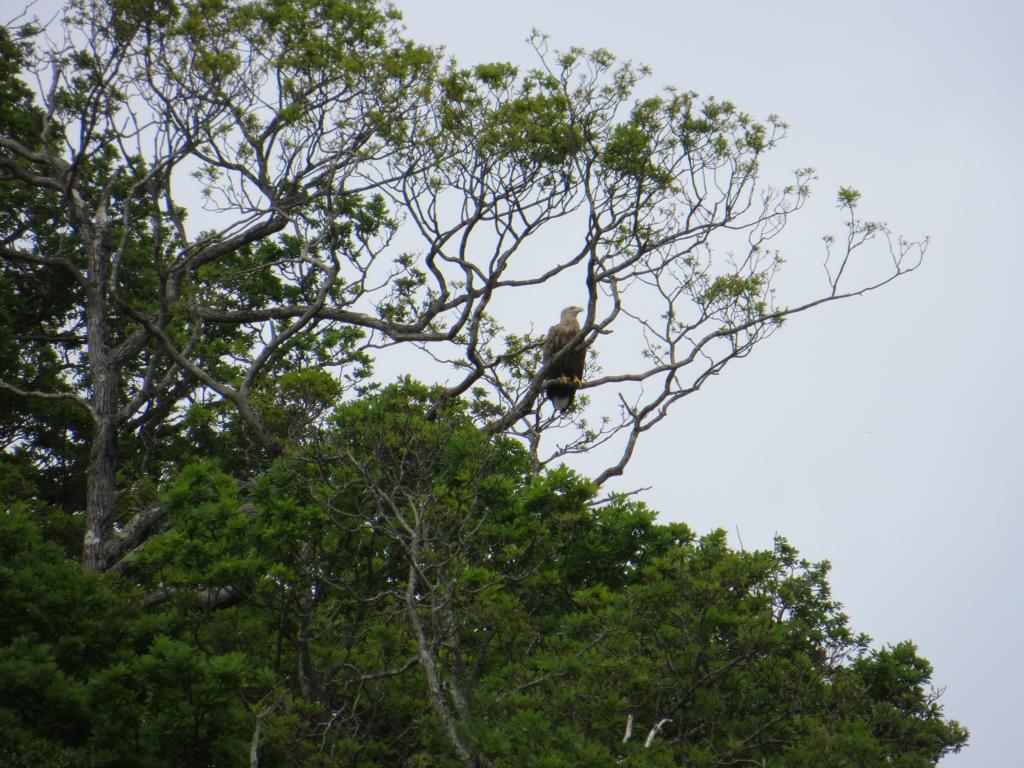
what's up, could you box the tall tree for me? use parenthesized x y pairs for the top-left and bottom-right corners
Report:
(2, 1), (436, 570)
(2, 2), (921, 574)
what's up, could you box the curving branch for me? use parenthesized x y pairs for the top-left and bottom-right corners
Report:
(0, 378), (97, 420)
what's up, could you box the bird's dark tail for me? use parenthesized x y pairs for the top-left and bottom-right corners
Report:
(546, 383), (575, 412)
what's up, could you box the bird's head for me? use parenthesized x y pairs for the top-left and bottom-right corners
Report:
(561, 305), (584, 323)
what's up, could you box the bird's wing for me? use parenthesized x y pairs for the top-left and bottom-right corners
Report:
(542, 324), (562, 362)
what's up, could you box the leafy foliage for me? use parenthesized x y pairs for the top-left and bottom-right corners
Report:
(1, 383), (966, 766)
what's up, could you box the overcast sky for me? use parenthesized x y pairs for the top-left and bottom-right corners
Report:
(398, 1), (1022, 764)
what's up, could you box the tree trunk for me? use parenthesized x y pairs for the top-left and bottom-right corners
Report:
(83, 358), (119, 573)
(81, 228), (119, 571)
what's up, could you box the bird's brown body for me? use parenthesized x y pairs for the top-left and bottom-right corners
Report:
(542, 306), (586, 411)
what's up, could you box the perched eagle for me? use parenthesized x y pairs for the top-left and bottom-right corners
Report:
(542, 306), (586, 412)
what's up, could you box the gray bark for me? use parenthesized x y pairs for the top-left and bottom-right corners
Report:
(81, 208), (121, 572)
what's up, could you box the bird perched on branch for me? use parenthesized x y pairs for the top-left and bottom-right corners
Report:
(542, 305), (586, 412)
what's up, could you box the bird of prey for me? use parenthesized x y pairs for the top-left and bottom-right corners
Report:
(542, 305), (586, 412)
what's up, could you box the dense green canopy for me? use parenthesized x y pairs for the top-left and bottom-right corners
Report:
(2, 383), (966, 766)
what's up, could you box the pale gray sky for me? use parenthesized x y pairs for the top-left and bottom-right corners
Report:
(398, 1), (1022, 764)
